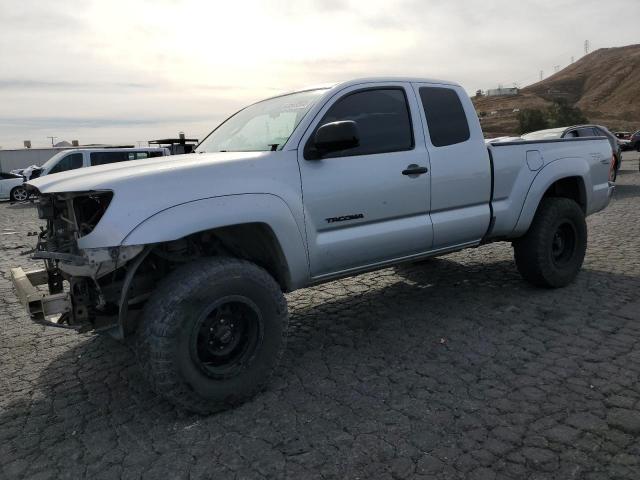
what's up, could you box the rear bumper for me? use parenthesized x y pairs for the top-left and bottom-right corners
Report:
(10, 267), (73, 328)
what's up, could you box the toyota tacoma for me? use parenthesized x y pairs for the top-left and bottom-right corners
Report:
(11, 77), (615, 413)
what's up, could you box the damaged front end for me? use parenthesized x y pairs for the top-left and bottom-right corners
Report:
(11, 189), (144, 335)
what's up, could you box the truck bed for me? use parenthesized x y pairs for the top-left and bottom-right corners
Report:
(487, 137), (613, 239)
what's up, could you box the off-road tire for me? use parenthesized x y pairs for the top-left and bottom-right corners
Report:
(136, 257), (288, 414)
(513, 198), (587, 288)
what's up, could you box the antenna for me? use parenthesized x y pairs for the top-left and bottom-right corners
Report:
(47, 136), (57, 146)
(584, 40), (590, 55)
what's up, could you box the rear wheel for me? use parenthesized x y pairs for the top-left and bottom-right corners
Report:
(513, 198), (587, 288)
(137, 257), (288, 414)
(10, 186), (28, 202)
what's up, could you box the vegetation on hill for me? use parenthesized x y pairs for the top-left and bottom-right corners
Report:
(517, 100), (589, 134)
(473, 44), (640, 137)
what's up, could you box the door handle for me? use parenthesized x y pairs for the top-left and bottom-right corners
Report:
(402, 164), (429, 176)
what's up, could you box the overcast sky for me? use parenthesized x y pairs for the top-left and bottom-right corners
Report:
(0, 0), (637, 148)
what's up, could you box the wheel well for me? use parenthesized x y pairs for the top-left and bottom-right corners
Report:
(198, 223), (291, 291)
(542, 177), (586, 213)
(151, 223), (292, 292)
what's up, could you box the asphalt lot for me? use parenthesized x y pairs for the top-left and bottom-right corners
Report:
(1, 153), (640, 480)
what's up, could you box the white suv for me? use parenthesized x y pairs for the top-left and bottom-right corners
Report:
(26, 147), (171, 180)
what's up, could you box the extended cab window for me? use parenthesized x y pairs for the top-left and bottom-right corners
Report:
(312, 88), (414, 158)
(419, 87), (470, 147)
(48, 153), (83, 174)
(90, 151), (130, 166)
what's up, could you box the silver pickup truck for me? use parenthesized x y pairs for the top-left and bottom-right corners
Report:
(11, 77), (615, 413)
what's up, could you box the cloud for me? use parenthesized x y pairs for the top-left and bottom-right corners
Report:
(0, 0), (638, 147)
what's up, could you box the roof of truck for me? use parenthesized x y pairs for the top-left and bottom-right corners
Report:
(287, 77), (460, 97)
(301, 76), (459, 90)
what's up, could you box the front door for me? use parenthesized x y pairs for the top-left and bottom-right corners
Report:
(297, 84), (433, 278)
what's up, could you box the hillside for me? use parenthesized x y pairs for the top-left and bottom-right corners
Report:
(473, 44), (640, 136)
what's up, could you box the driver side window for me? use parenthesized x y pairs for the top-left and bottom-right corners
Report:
(308, 88), (414, 159)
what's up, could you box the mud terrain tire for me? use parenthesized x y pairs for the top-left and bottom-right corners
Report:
(137, 257), (288, 414)
(514, 198), (587, 288)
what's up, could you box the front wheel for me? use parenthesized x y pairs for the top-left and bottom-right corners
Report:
(10, 186), (29, 202)
(137, 257), (288, 414)
(513, 198), (587, 288)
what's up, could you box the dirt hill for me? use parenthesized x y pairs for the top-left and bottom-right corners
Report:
(473, 44), (640, 136)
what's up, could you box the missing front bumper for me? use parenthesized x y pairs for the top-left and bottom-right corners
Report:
(10, 267), (74, 329)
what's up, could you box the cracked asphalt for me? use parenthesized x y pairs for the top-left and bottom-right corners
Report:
(1, 154), (640, 479)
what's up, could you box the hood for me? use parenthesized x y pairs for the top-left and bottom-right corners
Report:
(29, 152), (270, 194)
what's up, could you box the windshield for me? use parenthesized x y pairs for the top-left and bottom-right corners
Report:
(195, 89), (327, 153)
(40, 151), (72, 171)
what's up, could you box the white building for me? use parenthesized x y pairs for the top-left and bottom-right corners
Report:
(0, 148), (70, 172)
(486, 87), (519, 97)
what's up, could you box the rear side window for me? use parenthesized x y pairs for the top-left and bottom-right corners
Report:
(90, 151), (130, 166)
(311, 88), (414, 158)
(49, 153), (83, 174)
(575, 127), (598, 137)
(418, 87), (470, 147)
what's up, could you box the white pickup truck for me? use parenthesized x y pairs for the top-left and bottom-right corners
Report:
(11, 77), (614, 413)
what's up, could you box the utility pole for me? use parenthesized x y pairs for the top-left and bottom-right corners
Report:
(584, 40), (590, 55)
(554, 65), (560, 73)
(539, 70), (544, 81)
(571, 56), (575, 63)
(47, 136), (57, 146)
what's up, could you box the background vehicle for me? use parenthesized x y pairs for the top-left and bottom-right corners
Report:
(522, 125), (622, 180)
(628, 130), (640, 152)
(12, 77), (614, 414)
(0, 172), (27, 201)
(24, 147), (170, 180)
(614, 131), (630, 140)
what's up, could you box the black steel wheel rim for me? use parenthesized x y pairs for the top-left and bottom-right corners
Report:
(189, 296), (263, 379)
(551, 221), (577, 267)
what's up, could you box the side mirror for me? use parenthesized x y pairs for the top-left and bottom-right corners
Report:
(310, 120), (360, 158)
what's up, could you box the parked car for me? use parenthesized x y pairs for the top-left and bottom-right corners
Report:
(23, 147), (171, 180)
(618, 138), (632, 152)
(522, 125), (622, 181)
(11, 77), (614, 413)
(0, 172), (28, 201)
(628, 130), (640, 152)
(614, 131), (631, 140)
